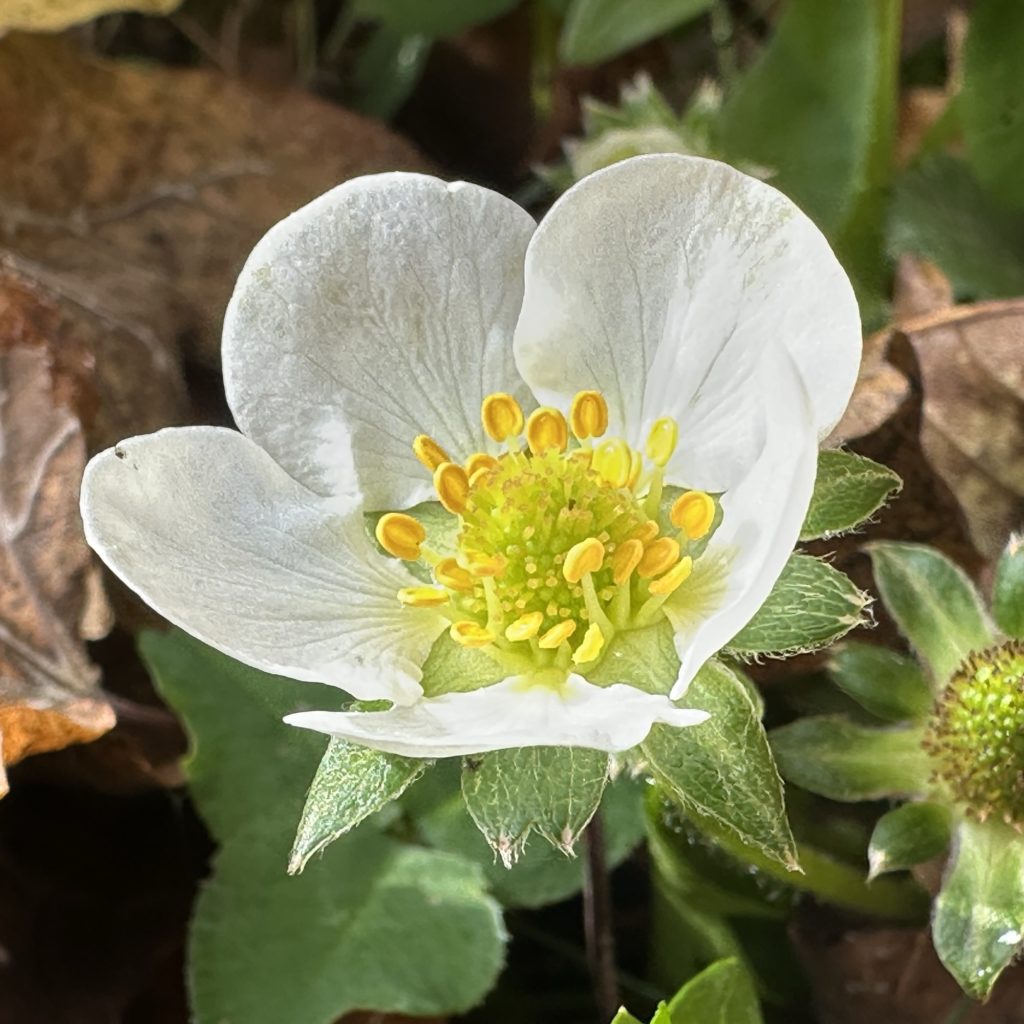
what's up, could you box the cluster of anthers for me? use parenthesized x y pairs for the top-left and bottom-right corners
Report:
(374, 392), (721, 677)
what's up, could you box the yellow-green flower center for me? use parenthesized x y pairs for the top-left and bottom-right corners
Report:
(375, 390), (720, 675)
(923, 641), (1024, 828)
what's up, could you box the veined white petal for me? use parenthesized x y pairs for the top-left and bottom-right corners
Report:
(223, 173), (535, 512)
(81, 427), (444, 703)
(668, 350), (818, 698)
(514, 154), (860, 491)
(285, 674), (708, 757)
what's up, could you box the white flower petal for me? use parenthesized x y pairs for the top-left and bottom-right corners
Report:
(223, 173), (536, 511)
(81, 427), (444, 703)
(285, 674), (708, 757)
(668, 350), (818, 698)
(514, 154), (860, 490)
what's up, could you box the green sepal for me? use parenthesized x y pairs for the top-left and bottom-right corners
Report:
(868, 542), (994, 687)
(289, 738), (427, 874)
(727, 554), (871, 658)
(642, 659), (799, 872)
(828, 642), (933, 723)
(993, 536), (1024, 640)
(461, 746), (609, 865)
(867, 801), (952, 880)
(770, 717), (930, 801)
(666, 957), (763, 1024)
(610, 1010), (645, 1024)
(933, 817), (1024, 1000)
(800, 450), (902, 541)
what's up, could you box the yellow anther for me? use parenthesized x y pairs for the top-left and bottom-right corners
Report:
(630, 521), (660, 544)
(375, 512), (426, 560)
(433, 461), (470, 515)
(538, 620), (577, 649)
(637, 536), (681, 579)
(591, 438), (632, 488)
(563, 537), (606, 583)
(572, 623), (606, 665)
(397, 586), (450, 608)
(435, 558), (475, 592)
(465, 452), (499, 479)
(481, 392), (524, 442)
(645, 416), (679, 467)
(670, 490), (716, 540)
(412, 434), (450, 472)
(612, 538), (644, 585)
(627, 450), (643, 489)
(450, 621), (496, 648)
(648, 556), (694, 596)
(526, 407), (569, 455)
(570, 391), (609, 440)
(505, 611), (544, 642)
(467, 552), (507, 577)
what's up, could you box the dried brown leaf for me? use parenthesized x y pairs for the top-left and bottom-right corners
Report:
(0, 276), (115, 795)
(0, 0), (179, 33)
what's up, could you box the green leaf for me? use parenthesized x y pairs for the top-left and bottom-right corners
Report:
(728, 554), (871, 657)
(559, 0), (710, 65)
(141, 630), (505, 1022)
(889, 154), (1024, 299)
(642, 658), (798, 871)
(867, 801), (952, 880)
(289, 738), (426, 874)
(800, 450), (901, 541)
(770, 716), (930, 801)
(961, 0), (1024, 209)
(351, 26), (431, 120)
(993, 535), (1024, 640)
(717, 0), (900, 295)
(828, 642), (933, 723)
(868, 542), (993, 687)
(461, 746), (609, 865)
(353, 0), (517, 36)
(407, 761), (647, 908)
(610, 1011), (645, 1024)
(933, 818), (1024, 1000)
(420, 632), (506, 696)
(667, 957), (763, 1024)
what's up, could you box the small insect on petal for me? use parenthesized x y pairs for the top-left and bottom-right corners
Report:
(412, 434), (451, 472)
(526, 407), (569, 455)
(671, 490), (716, 540)
(538, 620), (577, 649)
(637, 536), (680, 578)
(563, 537), (605, 583)
(376, 512), (425, 560)
(569, 390), (609, 440)
(481, 392), (524, 442)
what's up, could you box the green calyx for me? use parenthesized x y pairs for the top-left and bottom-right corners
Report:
(923, 641), (1024, 827)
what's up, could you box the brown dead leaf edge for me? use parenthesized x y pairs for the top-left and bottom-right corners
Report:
(0, 275), (114, 796)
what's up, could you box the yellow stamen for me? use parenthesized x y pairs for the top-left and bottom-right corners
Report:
(569, 391), (609, 440)
(538, 620), (577, 649)
(637, 536), (681, 578)
(450, 621), (496, 648)
(505, 611), (544, 642)
(670, 490), (716, 540)
(627, 450), (643, 489)
(481, 392), (524, 442)
(375, 512), (425, 560)
(466, 452), (499, 478)
(612, 538), (644, 585)
(645, 416), (679, 467)
(592, 438), (632, 488)
(648, 556), (694, 596)
(397, 586), (450, 608)
(434, 461), (470, 515)
(630, 521), (660, 544)
(572, 623), (605, 665)
(412, 434), (450, 472)
(526, 407), (569, 455)
(467, 552), (507, 577)
(563, 537), (606, 584)
(435, 557), (474, 592)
